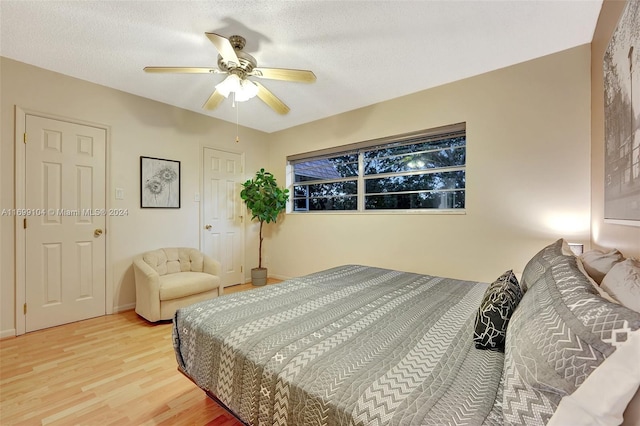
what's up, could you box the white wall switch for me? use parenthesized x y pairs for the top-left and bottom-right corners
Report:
(194, 192), (200, 202)
(115, 188), (124, 200)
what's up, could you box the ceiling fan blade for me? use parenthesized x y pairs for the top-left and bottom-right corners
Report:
(205, 33), (240, 67)
(143, 66), (222, 74)
(251, 67), (316, 83)
(203, 89), (225, 110)
(253, 81), (290, 115)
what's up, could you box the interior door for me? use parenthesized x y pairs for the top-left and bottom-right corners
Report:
(24, 114), (106, 332)
(202, 148), (244, 288)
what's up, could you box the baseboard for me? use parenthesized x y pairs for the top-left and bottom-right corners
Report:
(0, 328), (16, 339)
(245, 274), (294, 283)
(269, 274), (293, 281)
(0, 308), (135, 339)
(113, 303), (136, 313)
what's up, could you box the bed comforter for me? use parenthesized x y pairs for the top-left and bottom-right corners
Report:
(173, 265), (505, 426)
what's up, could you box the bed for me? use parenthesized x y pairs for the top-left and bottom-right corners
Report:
(173, 239), (640, 425)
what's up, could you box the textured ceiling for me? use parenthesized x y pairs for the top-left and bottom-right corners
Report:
(0, 1), (603, 133)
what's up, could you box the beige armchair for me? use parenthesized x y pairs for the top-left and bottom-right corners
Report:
(133, 247), (222, 322)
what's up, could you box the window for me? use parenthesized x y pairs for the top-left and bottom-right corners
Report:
(288, 123), (466, 212)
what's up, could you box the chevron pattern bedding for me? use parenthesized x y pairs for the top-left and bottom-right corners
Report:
(173, 265), (505, 426)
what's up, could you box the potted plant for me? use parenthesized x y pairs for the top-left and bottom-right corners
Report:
(240, 168), (289, 286)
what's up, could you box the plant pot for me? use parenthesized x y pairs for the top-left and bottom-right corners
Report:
(251, 267), (268, 286)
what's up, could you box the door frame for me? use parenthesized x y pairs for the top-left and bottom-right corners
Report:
(14, 107), (112, 335)
(200, 145), (246, 285)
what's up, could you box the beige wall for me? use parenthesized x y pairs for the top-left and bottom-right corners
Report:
(2, 34), (619, 336)
(590, 0), (640, 258)
(266, 45), (593, 282)
(0, 58), (269, 336)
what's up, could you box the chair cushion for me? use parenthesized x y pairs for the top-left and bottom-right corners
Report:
(159, 272), (219, 301)
(142, 247), (205, 276)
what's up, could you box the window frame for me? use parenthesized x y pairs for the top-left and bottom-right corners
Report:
(287, 122), (466, 214)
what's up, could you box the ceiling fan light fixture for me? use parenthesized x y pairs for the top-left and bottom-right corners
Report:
(235, 79), (258, 102)
(215, 74), (258, 102)
(215, 74), (241, 97)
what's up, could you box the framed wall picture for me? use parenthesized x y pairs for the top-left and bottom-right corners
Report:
(140, 156), (180, 208)
(603, 0), (639, 224)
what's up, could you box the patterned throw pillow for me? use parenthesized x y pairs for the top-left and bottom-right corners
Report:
(473, 270), (523, 351)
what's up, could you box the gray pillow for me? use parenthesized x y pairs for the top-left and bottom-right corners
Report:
(519, 238), (568, 292)
(502, 241), (640, 425)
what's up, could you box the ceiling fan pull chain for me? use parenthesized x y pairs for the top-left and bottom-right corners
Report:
(236, 97), (240, 143)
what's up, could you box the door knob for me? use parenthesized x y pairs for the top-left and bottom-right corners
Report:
(94, 229), (103, 237)
(205, 224), (212, 230)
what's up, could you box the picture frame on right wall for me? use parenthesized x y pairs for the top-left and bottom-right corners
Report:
(603, 0), (639, 224)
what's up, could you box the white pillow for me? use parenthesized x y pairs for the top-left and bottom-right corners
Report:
(580, 249), (625, 284)
(549, 330), (640, 426)
(601, 258), (640, 313)
(561, 238), (576, 257)
(576, 257), (619, 304)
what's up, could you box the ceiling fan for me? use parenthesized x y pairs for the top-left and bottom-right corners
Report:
(144, 33), (316, 115)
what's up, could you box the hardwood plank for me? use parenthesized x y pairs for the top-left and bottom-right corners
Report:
(0, 280), (281, 425)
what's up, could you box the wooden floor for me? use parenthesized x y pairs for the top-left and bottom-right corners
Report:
(0, 279), (280, 426)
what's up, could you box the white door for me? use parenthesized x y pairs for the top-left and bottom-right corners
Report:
(203, 148), (244, 288)
(24, 115), (106, 332)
